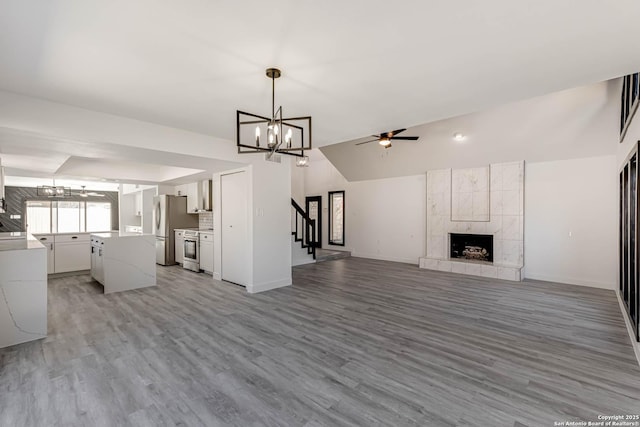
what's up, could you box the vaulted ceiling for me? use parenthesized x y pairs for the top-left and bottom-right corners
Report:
(0, 1), (639, 179)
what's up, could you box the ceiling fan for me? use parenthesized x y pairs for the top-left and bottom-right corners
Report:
(72, 186), (105, 198)
(355, 128), (419, 148)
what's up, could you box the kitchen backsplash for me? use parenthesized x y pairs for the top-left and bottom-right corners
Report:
(199, 212), (213, 229)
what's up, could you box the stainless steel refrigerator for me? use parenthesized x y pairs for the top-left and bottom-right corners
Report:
(153, 195), (198, 265)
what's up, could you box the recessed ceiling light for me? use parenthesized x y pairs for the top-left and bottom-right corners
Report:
(453, 132), (465, 141)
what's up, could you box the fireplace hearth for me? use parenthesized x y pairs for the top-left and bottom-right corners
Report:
(450, 233), (493, 263)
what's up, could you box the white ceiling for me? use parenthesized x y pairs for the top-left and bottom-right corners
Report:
(0, 0), (639, 155)
(320, 80), (620, 181)
(0, 126), (243, 184)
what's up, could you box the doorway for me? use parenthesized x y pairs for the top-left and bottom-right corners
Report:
(305, 195), (322, 248)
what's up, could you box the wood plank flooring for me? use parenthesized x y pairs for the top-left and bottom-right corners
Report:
(1, 257), (639, 426)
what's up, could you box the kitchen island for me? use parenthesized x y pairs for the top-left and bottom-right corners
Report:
(90, 232), (156, 294)
(0, 233), (47, 349)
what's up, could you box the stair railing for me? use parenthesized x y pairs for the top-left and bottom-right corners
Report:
(291, 198), (316, 259)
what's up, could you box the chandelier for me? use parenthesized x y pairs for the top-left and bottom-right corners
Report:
(236, 68), (311, 166)
(37, 178), (71, 197)
(37, 185), (71, 197)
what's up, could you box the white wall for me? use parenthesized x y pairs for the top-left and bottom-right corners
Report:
(291, 157), (305, 206)
(304, 156), (425, 264)
(303, 152), (619, 286)
(524, 156), (618, 289)
(213, 160), (292, 294)
(250, 159), (292, 292)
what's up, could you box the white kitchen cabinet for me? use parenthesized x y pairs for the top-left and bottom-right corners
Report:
(33, 234), (55, 274)
(175, 184), (188, 197)
(54, 234), (90, 273)
(90, 233), (155, 294)
(134, 192), (142, 216)
(200, 232), (213, 273)
(175, 230), (184, 265)
(90, 236), (105, 285)
(122, 184), (155, 195)
(186, 182), (199, 214)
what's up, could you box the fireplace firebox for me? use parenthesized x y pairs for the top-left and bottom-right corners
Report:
(450, 233), (493, 263)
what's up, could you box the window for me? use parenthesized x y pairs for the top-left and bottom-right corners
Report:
(25, 200), (112, 234)
(621, 72), (640, 141)
(86, 202), (111, 232)
(25, 201), (52, 234)
(328, 191), (345, 246)
(57, 201), (81, 233)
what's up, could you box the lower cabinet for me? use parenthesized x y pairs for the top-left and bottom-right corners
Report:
(53, 234), (91, 273)
(200, 232), (213, 273)
(34, 235), (55, 274)
(175, 230), (184, 265)
(90, 237), (105, 285)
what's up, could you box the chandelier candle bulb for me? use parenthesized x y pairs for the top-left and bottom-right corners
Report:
(255, 126), (260, 146)
(286, 129), (292, 148)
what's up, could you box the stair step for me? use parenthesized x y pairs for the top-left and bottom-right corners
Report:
(315, 249), (351, 263)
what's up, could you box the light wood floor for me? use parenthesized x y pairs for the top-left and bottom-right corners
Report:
(1, 257), (640, 426)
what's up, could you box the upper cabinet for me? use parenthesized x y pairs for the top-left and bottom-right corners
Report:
(122, 184), (156, 195)
(134, 192), (142, 216)
(186, 182), (199, 214)
(182, 180), (212, 214)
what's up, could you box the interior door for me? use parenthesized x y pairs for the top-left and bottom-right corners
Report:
(221, 171), (248, 286)
(305, 196), (322, 248)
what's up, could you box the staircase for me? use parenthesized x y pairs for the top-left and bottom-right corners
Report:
(291, 198), (316, 261)
(315, 248), (351, 262)
(291, 199), (352, 265)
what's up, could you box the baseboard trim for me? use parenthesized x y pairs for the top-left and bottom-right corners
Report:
(523, 272), (614, 290)
(48, 270), (90, 279)
(247, 278), (292, 294)
(615, 290), (640, 368)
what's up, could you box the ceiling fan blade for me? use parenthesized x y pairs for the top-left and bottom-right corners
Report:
(389, 136), (419, 140)
(356, 139), (378, 146)
(385, 128), (407, 138)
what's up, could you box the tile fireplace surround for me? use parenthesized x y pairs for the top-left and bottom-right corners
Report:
(419, 161), (524, 281)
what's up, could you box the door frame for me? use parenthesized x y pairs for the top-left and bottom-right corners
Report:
(220, 170), (250, 287)
(305, 195), (322, 248)
(328, 190), (345, 246)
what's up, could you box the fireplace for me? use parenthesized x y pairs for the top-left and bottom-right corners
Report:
(450, 233), (493, 263)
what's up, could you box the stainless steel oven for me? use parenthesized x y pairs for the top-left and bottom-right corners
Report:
(183, 230), (200, 272)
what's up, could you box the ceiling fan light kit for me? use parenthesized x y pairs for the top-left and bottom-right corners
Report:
(74, 185), (105, 197)
(236, 68), (312, 166)
(356, 128), (419, 148)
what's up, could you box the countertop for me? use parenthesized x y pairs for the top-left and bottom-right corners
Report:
(174, 228), (214, 233)
(32, 230), (117, 236)
(91, 232), (155, 239)
(0, 233), (45, 252)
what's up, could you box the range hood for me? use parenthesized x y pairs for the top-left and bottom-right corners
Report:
(197, 179), (213, 212)
(0, 159), (5, 213)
